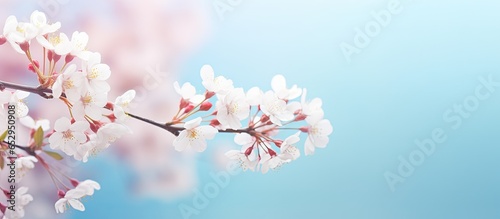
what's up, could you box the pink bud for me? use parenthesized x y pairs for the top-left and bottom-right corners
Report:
(28, 60), (40, 73)
(19, 41), (29, 52)
(205, 91), (215, 99)
(300, 127), (310, 133)
(0, 202), (6, 213)
(57, 190), (66, 199)
(47, 50), (54, 61)
(244, 146), (254, 156)
(107, 114), (117, 122)
(179, 99), (189, 109)
(53, 53), (61, 63)
(70, 178), (80, 187)
(104, 102), (114, 110)
(65, 54), (75, 63)
(0, 36), (6, 46)
(268, 149), (277, 157)
(294, 114), (307, 121)
(90, 121), (103, 133)
(260, 115), (270, 123)
(184, 104), (195, 113)
(209, 119), (220, 127)
(274, 140), (283, 147)
(199, 101), (212, 111)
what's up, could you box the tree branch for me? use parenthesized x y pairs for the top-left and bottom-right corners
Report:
(0, 80), (254, 137)
(2, 141), (36, 156)
(0, 80), (52, 99)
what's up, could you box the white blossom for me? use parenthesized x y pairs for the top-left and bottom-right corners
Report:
(113, 90), (136, 122)
(260, 91), (294, 126)
(76, 180), (101, 196)
(54, 188), (86, 213)
(173, 117), (218, 152)
(30, 10), (61, 47)
(11, 91), (30, 118)
(3, 187), (33, 219)
(48, 117), (89, 156)
(173, 81), (204, 104)
(52, 64), (85, 101)
(96, 123), (131, 144)
(2, 16), (37, 53)
(200, 65), (234, 95)
(225, 150), (258, 171)
(82, 52), (111, 92)
(72, 90), (108, 120)
(246, 87), (263, 106)
(304, 118), (333, 156)
(271, 74), (302, 100)
(15, 156), (38, 182)
(260, 134), (300, 173)
(300, 88), (324, 121)
(216, 88), (249, 129)
(53, 31), (91, 60)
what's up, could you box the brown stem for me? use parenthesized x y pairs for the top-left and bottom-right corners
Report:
(0, 80), (52, 99)
(2, 141), (36, 156)
(126, 112), (251, 136)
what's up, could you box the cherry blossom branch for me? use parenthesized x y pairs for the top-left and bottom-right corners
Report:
(0, 80), (250, 137)
(0, 80), (52, 99)
(126, 112), (250, 136)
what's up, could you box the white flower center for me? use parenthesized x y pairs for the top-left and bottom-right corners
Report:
(63, 80), (74, 89)
(62, 130), (74, 141)
(88, 67), (99, 79)
(82, 94), (93, 106)
(188, 129), (199, 140)
(228, 103), (239, 114)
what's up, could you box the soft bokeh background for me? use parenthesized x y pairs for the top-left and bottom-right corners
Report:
(1, 0), (500, 219)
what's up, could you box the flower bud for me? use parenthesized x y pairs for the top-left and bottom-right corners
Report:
(300, 126), (310, 133)
(184, 104), (195, 113)
(268, 149), (277, 157)
(107, 114), (117, 122)
(19, 41), (29, 53)
(48, 50), (54, 61)
(70, 178), (80, 187)
(205, 91), (215, 99)
(28, 60), (40, 73)
(0, 36), (6, 46)
(244, 146), (254, 156)
(52, 53), (61, 63)
(179, 99), (189, 109)
(209, 119), (220, 127)
(104, 102), (114, 110)
(199, 101), (212, 111)
(260, 115), (270, 123)
(90, 121), (103, 133)
(0, 202), (6, 213)
(65, 54), (75, 63)
(274, 140), (283, 147)
(294, 113), (307, 121)
(57, 190), (66, 199)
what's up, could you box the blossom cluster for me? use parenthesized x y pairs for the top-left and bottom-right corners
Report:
(170, 65), (333, 173)
(0, 11), (135, 217)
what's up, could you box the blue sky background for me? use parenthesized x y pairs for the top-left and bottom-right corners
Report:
(69, 0), (500, 218)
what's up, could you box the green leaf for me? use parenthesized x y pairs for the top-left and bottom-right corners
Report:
(0, 156), (4, 170)
(34, 127), (44, 149)
(43, 150), (64, 160)
(0, 130), (7, 142)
